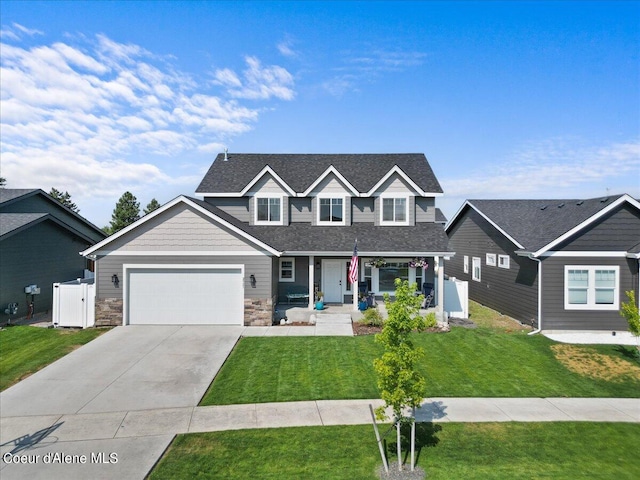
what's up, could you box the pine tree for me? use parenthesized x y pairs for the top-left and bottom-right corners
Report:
(49, 188), (80, 213)
(108, 191), (140, 233)
(0, 177), (6, 188)
(144, 198), (161, 215)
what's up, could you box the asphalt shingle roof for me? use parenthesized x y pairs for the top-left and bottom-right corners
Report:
(188, 197), (452, 254)
(463, 195), (626, 252)
(0, 213), (48, 237)
(0, 189), (39, 204)
(196, 153), (443, 194)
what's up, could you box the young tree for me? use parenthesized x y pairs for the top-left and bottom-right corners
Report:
(620, 290), (640, 355)
(373, 278), (433, 472)
(108, 191), (140, 233)
(144, 198), (161, 215)
(49, 188), (80, 213)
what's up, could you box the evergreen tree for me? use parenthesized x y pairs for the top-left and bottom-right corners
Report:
(144, 198), (161, 215)
(108, 191), (140, 233)
(49, 188), (80, 213)
(0, 177), (6, 188)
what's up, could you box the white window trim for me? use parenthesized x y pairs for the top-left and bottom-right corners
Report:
(564, 265), (619, 310)
(463, 255), (469, 274)
(316, 194), (347, 226)
(254, 196), (284, 225)
(379, 193), (411, 226)
(486, 253), (496, 266)
(472, 257), (481, 282)
(279, 257), (295, 282)
(498, 255), (510, 269)
(362, 259), (424, 294)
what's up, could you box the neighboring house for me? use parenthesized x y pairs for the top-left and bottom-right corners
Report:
(82, 153), (454, 327)
(0, 189), (107, 319)
(445, 194), (640, 332)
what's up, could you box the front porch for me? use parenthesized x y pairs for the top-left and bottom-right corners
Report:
(277, 254), (448, 323)
(275, 302), (439, 324)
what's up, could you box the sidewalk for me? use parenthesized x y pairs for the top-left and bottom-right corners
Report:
(2, 397), (637, 479)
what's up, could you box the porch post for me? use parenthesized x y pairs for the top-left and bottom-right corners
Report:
(353, 279), (358, 311)
(308, 256), (315, 310)
(436, 256), (445, 324)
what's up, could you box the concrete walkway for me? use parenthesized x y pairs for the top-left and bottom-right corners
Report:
(242, 313), (354, 337)
(2, 397), (638, 479)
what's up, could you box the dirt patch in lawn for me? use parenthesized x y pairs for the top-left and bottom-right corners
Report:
(551, 344), (640, 382)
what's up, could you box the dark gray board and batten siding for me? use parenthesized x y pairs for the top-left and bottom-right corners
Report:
(446, 208), (539, 326)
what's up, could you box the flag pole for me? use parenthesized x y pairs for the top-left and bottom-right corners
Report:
(350, 239), (359, 311)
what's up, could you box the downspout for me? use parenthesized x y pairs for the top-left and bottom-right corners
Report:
(528, 255), (543, 336)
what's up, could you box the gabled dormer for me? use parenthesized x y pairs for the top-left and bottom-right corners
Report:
(243, 166), (294, 226)
(303, 166), (358, 226)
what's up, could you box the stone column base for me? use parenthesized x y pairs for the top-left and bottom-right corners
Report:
(95, 298), (123, 327)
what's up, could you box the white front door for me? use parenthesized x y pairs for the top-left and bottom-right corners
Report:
(322, 260), (344, 303)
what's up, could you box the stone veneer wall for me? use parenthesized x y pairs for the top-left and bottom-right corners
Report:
(95, 298), (123, 326)
(244, 297), (274, 326)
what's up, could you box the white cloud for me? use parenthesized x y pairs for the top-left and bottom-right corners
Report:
(214, 56), (295, 100)
(441, 138), (640, 200)
(277, 39), (297, 58)
(0, 31), (297, 223)
(12, 23), (44, 37)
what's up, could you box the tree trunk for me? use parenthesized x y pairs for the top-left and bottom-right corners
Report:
(411, 408), (416, 471)
(397, 420), (402, 471)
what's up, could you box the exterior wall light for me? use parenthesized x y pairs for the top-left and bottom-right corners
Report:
(112, 274), (119, 287)
(250, 274), (256, 288)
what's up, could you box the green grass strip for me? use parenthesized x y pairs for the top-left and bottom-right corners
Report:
(149, 422), (640, 480)
(201, 330), (640, 405)
(0, 326), (107, 391)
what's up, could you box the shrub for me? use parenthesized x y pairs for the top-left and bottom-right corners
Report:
(424, 312), (437, 328)
(361, 307), (384, 327)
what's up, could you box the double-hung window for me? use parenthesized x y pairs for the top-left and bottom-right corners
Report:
(279, 258), (295, 282)
(255, 197), (282, 224)
(564, 266), (619, 310)
(318, 197), (344, 224)
(472, 257), (481, 282)
(380, 196), (409, 225)
(463, 255), (469, 274)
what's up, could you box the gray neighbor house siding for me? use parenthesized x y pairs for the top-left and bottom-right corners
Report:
(0, 189), (106, 320)
(446, 195), (640, 332)
(445, 207), (539, 326)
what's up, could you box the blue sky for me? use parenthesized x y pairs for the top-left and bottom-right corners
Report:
(1, 0), (638, 227)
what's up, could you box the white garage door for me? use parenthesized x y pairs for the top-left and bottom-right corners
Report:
(126, 266), (244, 325)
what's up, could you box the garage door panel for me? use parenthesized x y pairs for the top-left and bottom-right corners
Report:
(127, 268), (244, 325)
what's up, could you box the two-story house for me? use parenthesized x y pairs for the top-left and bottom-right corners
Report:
(82, 153), (454, 326)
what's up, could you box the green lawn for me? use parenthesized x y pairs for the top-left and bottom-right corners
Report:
(149, 422), (640, 479)
(0, 325), (107, 391)
(201, 329), (640, 405)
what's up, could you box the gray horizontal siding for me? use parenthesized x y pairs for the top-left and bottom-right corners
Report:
(446, 208), (539, 326)
(0, 221), (89, 318)
(416, 197), (436, 223)
(352, 198), (374, 223)
(104, 203), (260, 252)
(290, 198), (312, 223)
(540, 256), (637, 331)
(203, 197), (250, 222)
(555, 204), (640, 252)
(96, 255), (272, 300)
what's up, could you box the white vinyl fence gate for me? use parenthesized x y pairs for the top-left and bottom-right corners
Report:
(444, 277), (469, 319)
(52, 279), (95, 328)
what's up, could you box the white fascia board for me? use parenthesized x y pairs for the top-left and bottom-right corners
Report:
(81, 196), (281, 257)
(532, 194), (640, 257)
(301, 165), (359, 197)
(99, 250), (270, 256)
(81, 196), (186, 256)
(240, 165), (296, 197)
(627, 252), (640, 259)
(540, 251), (630, 258)
(447, 201), (525, 250)
(444, 201), (471, 232)
(199, 192), (244, 197)
(364, 165), (426, 197)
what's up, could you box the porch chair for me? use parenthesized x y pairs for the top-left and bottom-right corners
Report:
(422, 282), (434, 309)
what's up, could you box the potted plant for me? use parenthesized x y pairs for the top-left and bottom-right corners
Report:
(409, 257), (428, 268)
(366, 257), (387, 268)
(358, 293), (368, 311)
(315, 291), (324, 310)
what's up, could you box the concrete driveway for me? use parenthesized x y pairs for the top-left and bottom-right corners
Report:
(1, 325), (243, 417)
(0, 325), (242, 479)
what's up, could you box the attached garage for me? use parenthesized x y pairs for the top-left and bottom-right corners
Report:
(124, 264), (244, 325)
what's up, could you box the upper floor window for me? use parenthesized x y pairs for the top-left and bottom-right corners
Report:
(498, 255), (510, 269)
(255, 197), (282, 224)
(381, 196), (409, 225)
(318, 197), (344, 224)
(472, 257), (481, 282)
(564, 266), (619, 310)
(463, 255), (469, 274)
(486, 253), (496, 266)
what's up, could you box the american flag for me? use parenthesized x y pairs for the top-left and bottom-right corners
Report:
(348, 240), (359, 285)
